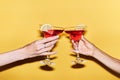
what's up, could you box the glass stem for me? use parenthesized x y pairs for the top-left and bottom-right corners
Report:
(76, 41), (80, 60)
(46, 55), (50, 60)
(77, 53), (80, 58)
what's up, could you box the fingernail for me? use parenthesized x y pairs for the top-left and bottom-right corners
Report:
(56, 35), (59, 38)
(71, 40), (74, 43)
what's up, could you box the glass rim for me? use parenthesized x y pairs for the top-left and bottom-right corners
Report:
(39, 24), (64, 29)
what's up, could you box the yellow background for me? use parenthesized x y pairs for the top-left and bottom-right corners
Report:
(0, 0), (120, 80)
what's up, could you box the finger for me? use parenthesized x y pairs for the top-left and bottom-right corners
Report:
(71, 40), (75, 46)
(81, 35), (86, 42)
(39, 52), (56, 56)
(72, 43), (78, 50)
(43, 39), (58, 48)
(71, 40), (74, 44)
(71, 40), (76, 49)
(79, 38), (91, 50)
(72, 40), (77, 46)
(36, 40), (58, 50)
(37, 45), (54, 53)
(81, 35), (91, 44)
(72, 41), (79, 50)
(36, 44), (45, 50)
(79, 39), (86, 48)
(71, 50), (80, 53)
(39, 36), (59, 44)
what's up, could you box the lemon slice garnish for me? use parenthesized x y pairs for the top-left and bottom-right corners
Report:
(40, 24), (52, 31)
(76, 24), (86, 30)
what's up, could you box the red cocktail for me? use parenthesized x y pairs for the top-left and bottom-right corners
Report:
(43, 30), (63, 38)
(65, 30), (84, 41)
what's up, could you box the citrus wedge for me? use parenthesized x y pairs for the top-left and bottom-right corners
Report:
(40, 24), (52, 31)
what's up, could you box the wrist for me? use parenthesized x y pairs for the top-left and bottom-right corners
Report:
(90, 47), (100, 58)
(15, 48), (29, 60)
(92, 48), (102, 59)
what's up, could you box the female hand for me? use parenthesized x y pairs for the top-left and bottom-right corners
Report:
(72, 36), (120, 74)
(72, 36), (96, 56)
(22, 36), (59, 58)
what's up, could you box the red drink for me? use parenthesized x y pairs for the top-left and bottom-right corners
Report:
(65, 30), (84, 41)
(43, 30), (63, 38)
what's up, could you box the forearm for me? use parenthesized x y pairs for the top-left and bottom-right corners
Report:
(93, 48), (120, 74)
(0, 48), (27, 66)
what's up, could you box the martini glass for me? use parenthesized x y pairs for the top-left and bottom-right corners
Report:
(65, 25), (86, 64)
(40, 24), (63, 65)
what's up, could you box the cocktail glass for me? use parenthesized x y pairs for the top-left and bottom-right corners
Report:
(40, 24), (63, 65)
(65, 24), (86, 64)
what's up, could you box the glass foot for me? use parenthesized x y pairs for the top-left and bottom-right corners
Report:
(40, 59), (55, 66)
(72, 57), (86, 64)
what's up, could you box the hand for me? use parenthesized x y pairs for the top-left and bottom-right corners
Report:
(22, 36), (59, 58)
(72, 36), (97, 56)
(72, 36), (120, 74)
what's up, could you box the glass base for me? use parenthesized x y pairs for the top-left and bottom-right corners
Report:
(40, 59), (55, 66)
(72, 58), (86, 64)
